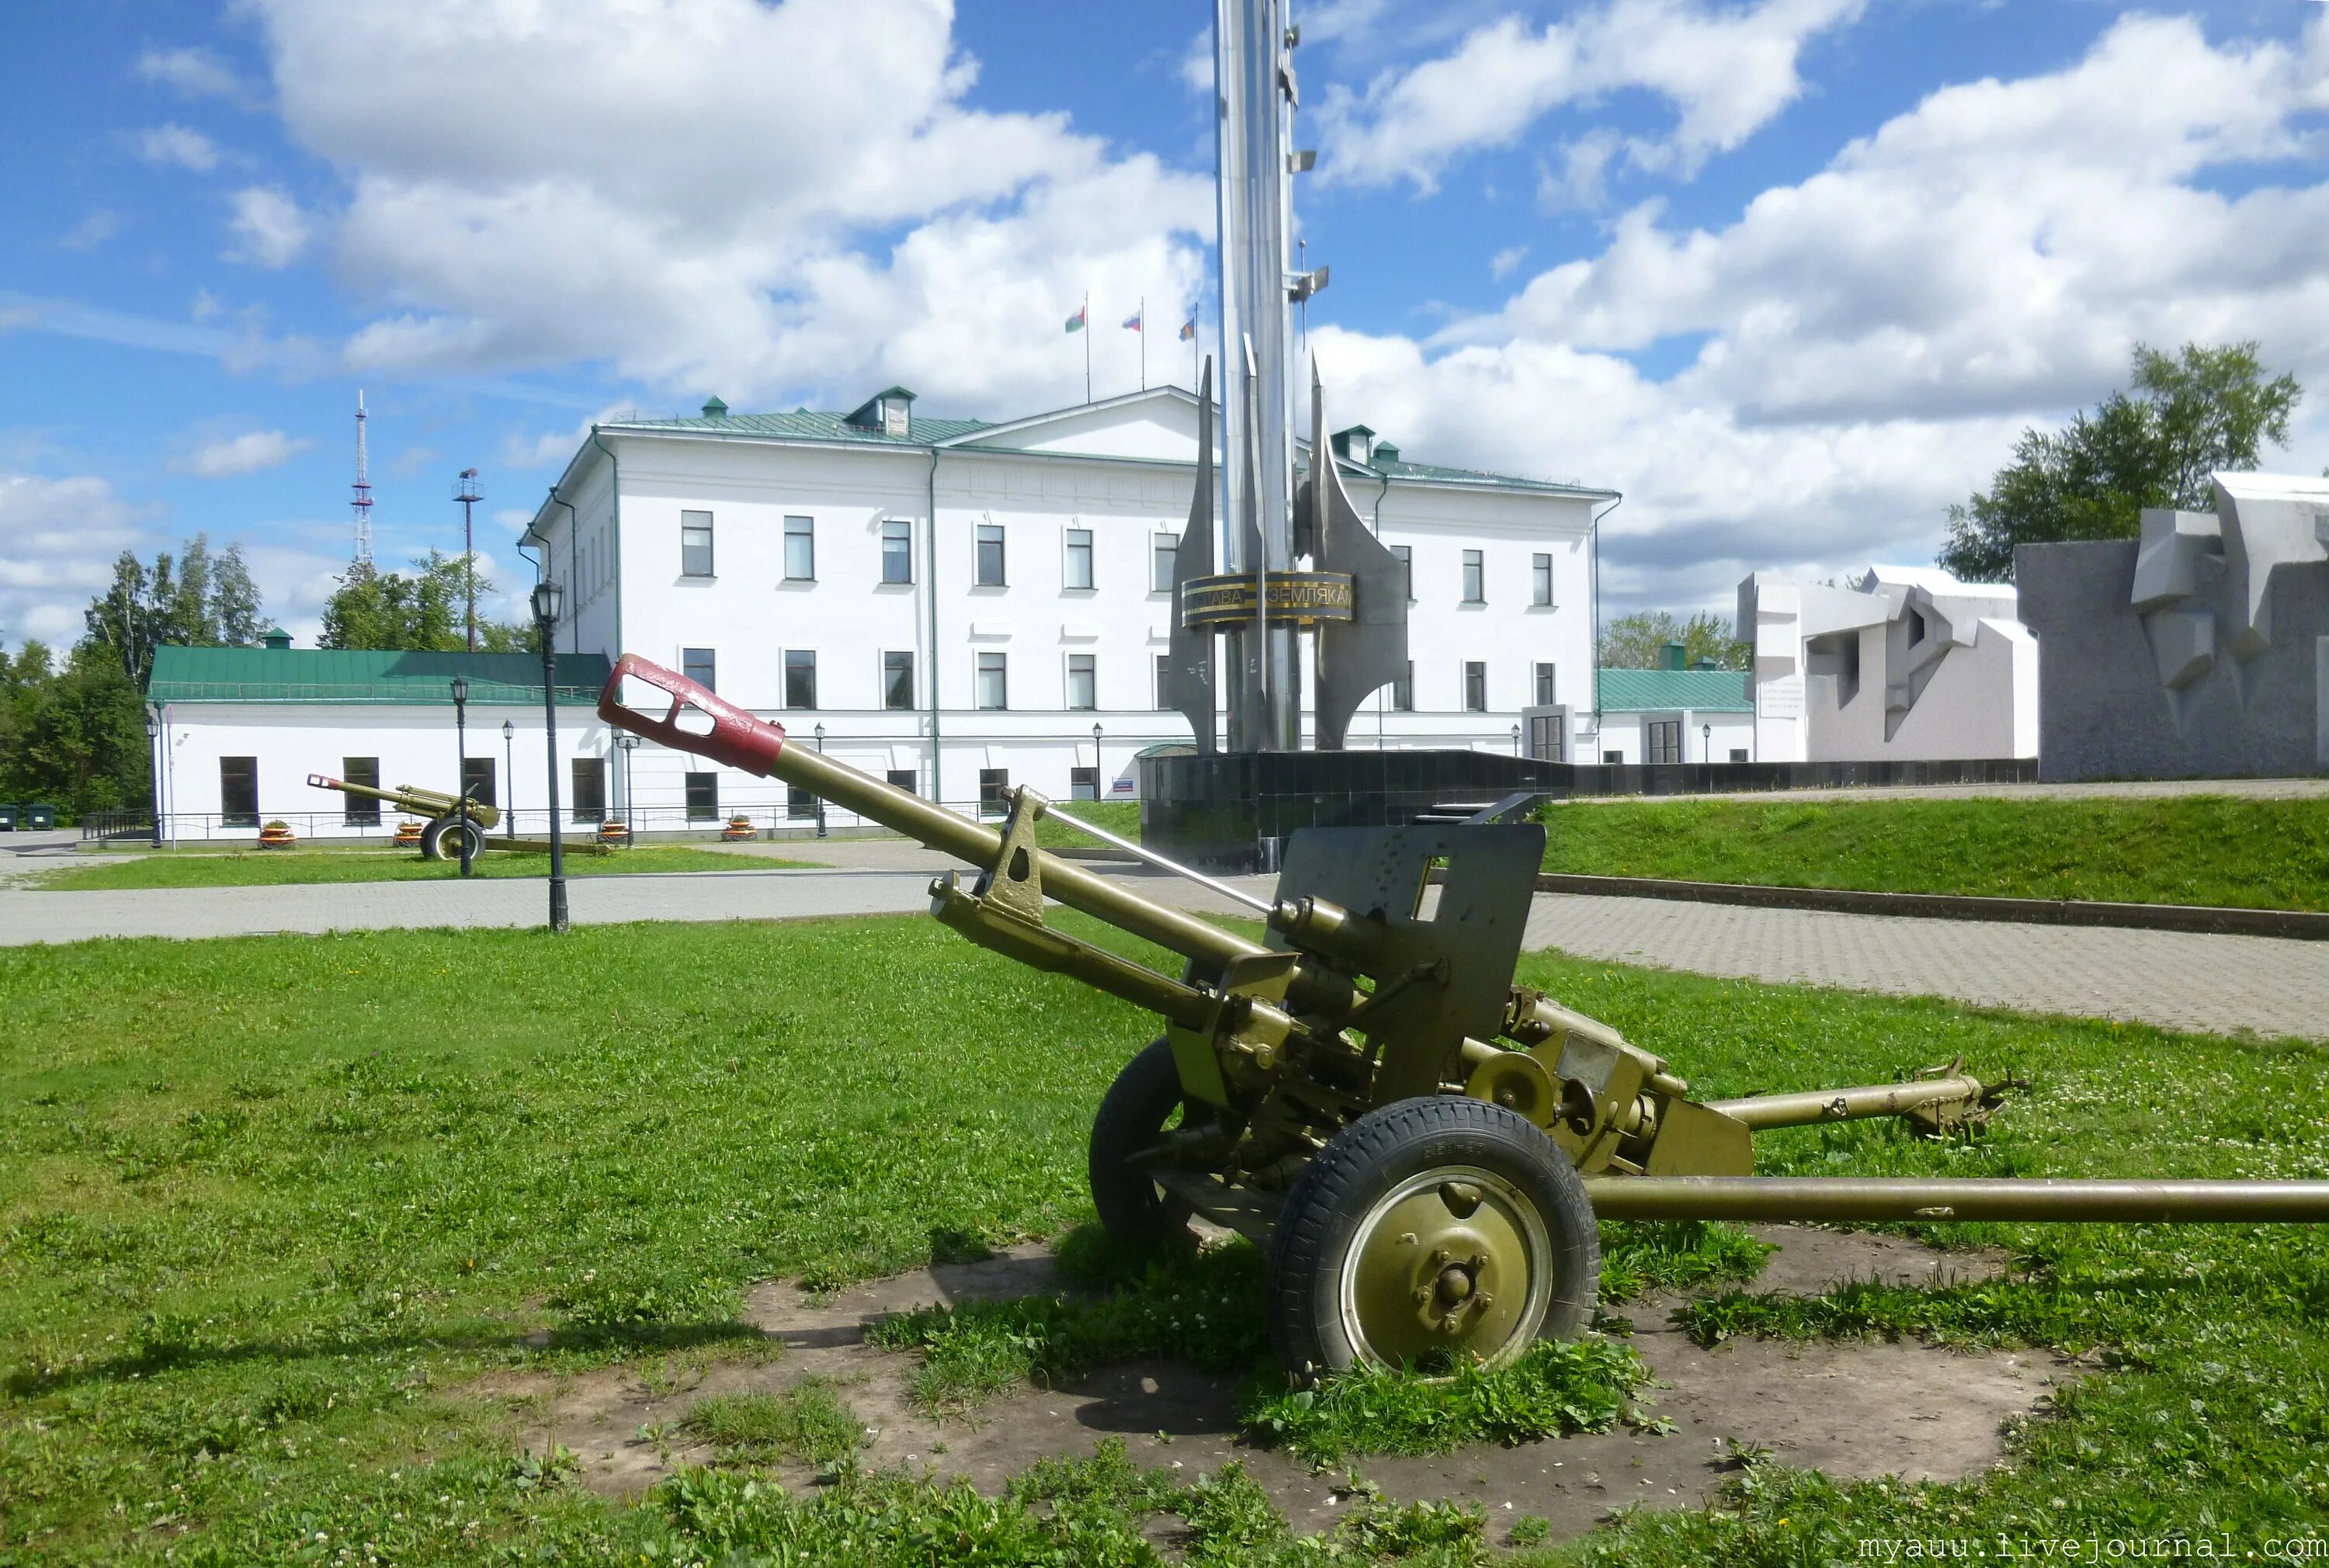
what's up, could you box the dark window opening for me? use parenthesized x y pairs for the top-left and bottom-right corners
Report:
(342, 756), (380, 825)
(883, 650), (914, 710)
(1645, 720), (1682, 765)
(571, 758), (606, 824)
(681, 511), (714, 577)
(787, 783), (817, 819)
(1070, 765), (1099, 802)
(979, 767), (1010, 816)
(1463, 661), (1487, 713)
(220, 756), (259, 827)
(783, 515), (815, 581)
(880, 519), (913, 585)
(461, 756), (497, 810)
(784, 649), (817, 709)
(1461, 550), (1484, 604)
(1392, 661), (1414, 712)
(685, 772), (719, 820)
(885, 768), (918, 795)
(975, 522), (1005, 586)
(682, 647), (717, 692)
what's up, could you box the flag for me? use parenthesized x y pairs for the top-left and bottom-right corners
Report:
(1064, 305), (1085, 333)
(1178, 317), (1196, 341)
(1121, 310), (1143, 331)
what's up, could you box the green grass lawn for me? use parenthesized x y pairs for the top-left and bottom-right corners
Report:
(27, 845), (804, 892)
(2, 915), (2325, 1561)
(1539, 794), (2329, 911)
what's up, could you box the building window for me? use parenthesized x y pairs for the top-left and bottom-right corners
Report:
(1463, 661), (1487, 712)
(685, 772), (719, 820)
(784, 649), (817, 709)
(1152, 532), (1178, 592)
(975, 521), (1006, 586)
(342, 756), (380, 825)
(977, 650), (1008, 710)
(1067, 653), (1096, 710)
(461, 757), (497, 809)
(1393, 545), (1414, 602)
(1645, 720), (1682, 765)
(682, 647), (717, 692)
(220, 756), (259, 826)
(1070, 765), (1099, 802)
(1154, 654), (1171, 709)
(788, 783), (817, 819)
(1462, 550), (1485, 604)
(571, 758), (606, 824)
(681, 511), (714, 577)
(1064, 527), (1094, 590)
(1730, 748), (1750, 763)
(1533, 663), (1557, 707)
(1907, 608), (1928, 645)
(880, 519), (913, 585)
(1532, 553), (1553, 607)
(1526, 713), (1564, 762)
(1391, 661), (1414, 712)
(883, 650), (915, 710)
(783, 515), (815, 581)
(1604, 750), (1623, 765)
(885, 768), (918, 795)
(979, 767), (1010, 816)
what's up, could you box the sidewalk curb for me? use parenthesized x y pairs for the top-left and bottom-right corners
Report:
(1533, 873), (2329, 942)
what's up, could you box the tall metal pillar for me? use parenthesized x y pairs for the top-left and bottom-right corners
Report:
(1216, 0), (1302, 751)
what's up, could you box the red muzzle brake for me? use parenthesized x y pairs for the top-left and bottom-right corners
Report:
(597, 653), (788, 776)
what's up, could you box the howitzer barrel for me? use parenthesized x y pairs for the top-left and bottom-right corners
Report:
(597, 654), (1342, 1008)
(307, 773), (501, 829)
(1584, 1176), (2329, 1224)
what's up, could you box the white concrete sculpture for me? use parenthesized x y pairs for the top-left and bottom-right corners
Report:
(1737, 565), (2037, 763)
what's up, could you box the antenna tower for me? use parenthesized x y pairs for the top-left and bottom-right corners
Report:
(350, 390), (375, 566)
(454, 467), (483, 651)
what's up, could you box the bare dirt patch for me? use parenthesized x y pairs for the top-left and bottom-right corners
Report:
(481, 1226), (2071, 1549)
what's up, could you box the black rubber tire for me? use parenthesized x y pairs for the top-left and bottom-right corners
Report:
(1088, 1037), (1207, 1255)
(422, 814), (484, 862)
(1266, 1094), (1598, 1380)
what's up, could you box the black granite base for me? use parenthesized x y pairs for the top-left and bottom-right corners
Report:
(1138, 750), (2040, 869)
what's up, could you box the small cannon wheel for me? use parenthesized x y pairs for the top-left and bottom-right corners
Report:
(1266, 1094), (1597, 1379)
(1088, 1037), (1211, 1255)
(422, 814), (485, 862)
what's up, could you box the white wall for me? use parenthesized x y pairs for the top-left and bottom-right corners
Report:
(1591, 710), (1756, 765)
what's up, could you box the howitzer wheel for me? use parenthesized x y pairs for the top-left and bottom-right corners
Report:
(1266, 1095), (1597, 1379)
(421, 813), (486, 862)
(1089, 1037), (1212, 1255)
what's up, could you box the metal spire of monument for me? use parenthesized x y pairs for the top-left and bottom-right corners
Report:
(1162, 0), (1400, 759)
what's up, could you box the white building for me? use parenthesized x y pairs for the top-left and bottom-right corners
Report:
(1591, 665), (1755, 765)
(149, 386), (1616, 836)
(1737, 565), (2039, 764)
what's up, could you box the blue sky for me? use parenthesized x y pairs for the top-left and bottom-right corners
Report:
(2, 0), (2325, 649)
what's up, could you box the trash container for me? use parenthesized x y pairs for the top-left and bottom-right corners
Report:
(23, 803), (57, 830)
(0, 803), (18, 831)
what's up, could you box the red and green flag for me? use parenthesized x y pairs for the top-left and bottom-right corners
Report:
(1064, 305), (1086, 333)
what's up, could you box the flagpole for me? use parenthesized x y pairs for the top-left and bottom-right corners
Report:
(1139, 296), (1147, 392)
(1083, 290), (1092, 404)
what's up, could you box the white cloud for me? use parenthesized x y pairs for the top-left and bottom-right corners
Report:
(136, 123), (224, 172)
(240, 0), (1212, 410)
(224, 186), (312, 267)
(1489, 245), (1528, 279)
(1317, 0), (1866, 193)
(0, 474), (161, 648)
(59, 211), (120, 252)
(135, 46), (248, 102)
(1316, 12), (2329, 616)
(176, 429), (313, 479)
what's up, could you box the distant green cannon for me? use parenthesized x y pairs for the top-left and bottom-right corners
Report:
(306, 773), (606, 859)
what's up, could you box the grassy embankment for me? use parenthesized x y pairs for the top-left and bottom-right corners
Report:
(26, 845), (805, 891)
(1540, 794), (2329, 911)
(2, 914), (2325, 1561)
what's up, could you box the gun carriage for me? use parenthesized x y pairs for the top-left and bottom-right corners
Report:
(598, 654), (2329, 1381)
(305, 774), (607, 860)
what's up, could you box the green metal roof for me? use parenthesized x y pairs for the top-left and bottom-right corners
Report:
(148, 647), (612, 706)
(604, 399), (1610, 496)
(1595, 667), (1752, 713)
(609, 407), (992, 446)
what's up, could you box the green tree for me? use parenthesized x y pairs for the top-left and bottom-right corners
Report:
(82, 535), (269, 682)
(1597, 610), (1750, 671)
(1938, 342), (2303, 583)
(321, 552), (535, 651)
(10, 644), (148, 814)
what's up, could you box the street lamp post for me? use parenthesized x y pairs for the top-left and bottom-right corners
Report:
(502, 720), (516, 838)
(531, 581), (568, 932)
(1702, 721), (1713, 765)
(1511, 723), (1522, 758)
(812, 722), (828, 838)
(450, 675), (474, 877)
(144, 704), (162, 847)
(1092, 722), (1103, 800)
(612, 731), (638, 847)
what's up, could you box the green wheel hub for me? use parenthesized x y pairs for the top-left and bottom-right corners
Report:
(1338, 1164), (1554, 1371)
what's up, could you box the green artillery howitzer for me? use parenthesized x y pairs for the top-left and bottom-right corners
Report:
(602, 653), (2329, 1381)
(306, 773), (608, 860)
